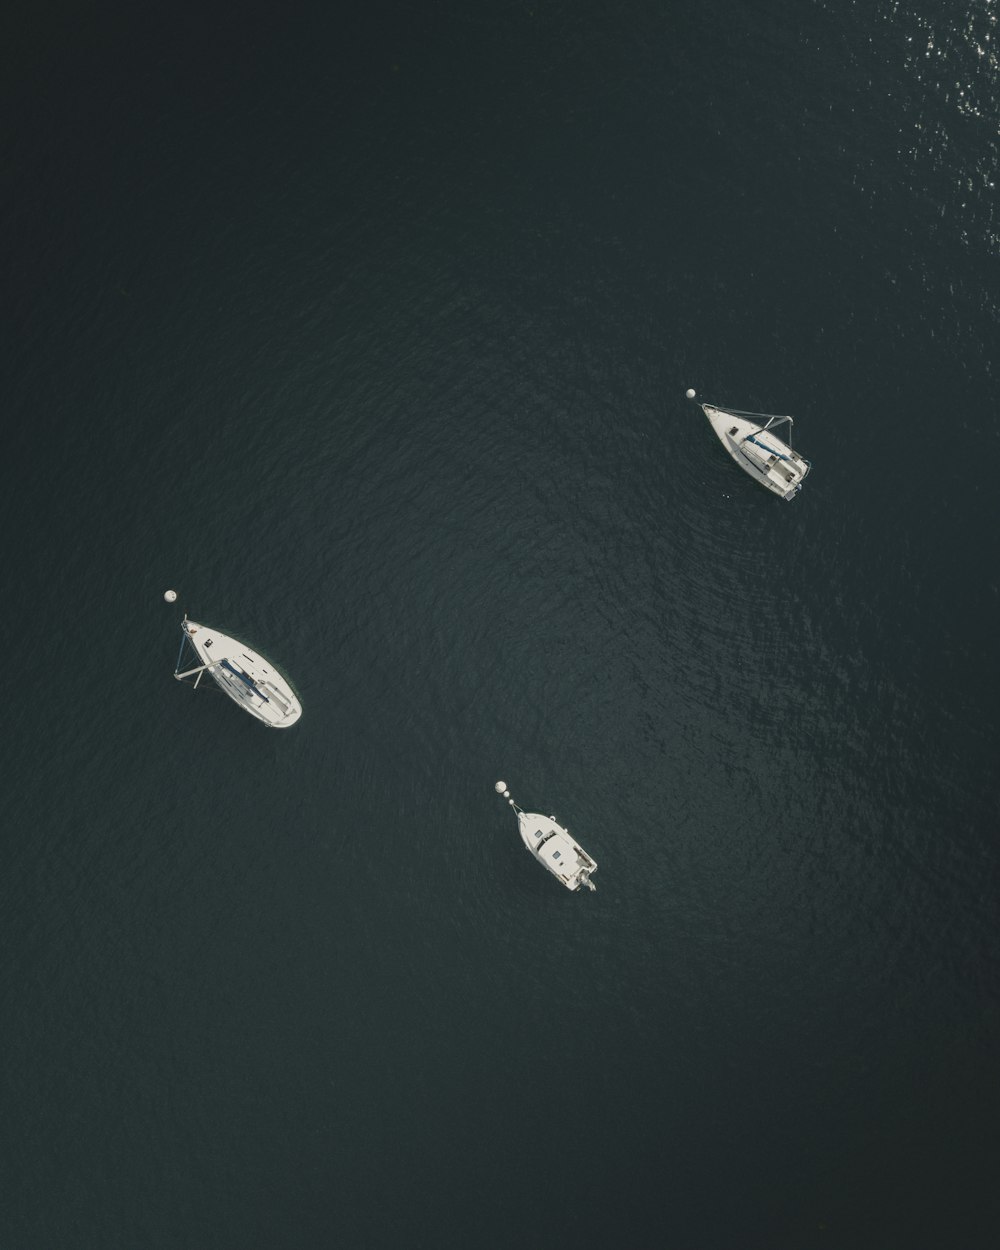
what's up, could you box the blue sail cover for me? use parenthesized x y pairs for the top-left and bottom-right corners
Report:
(747, 434), (792, 462)
(220, 658), (270, 702)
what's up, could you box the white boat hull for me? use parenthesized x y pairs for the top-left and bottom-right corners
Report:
(517, 812), (597, 891)
(177, 620), (302, 728)
(703, 404), (810, 499)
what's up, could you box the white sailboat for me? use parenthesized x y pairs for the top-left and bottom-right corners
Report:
(173, 617), (302, 728)
(690, 390), (811, 499)
(494, 781), (597, 892)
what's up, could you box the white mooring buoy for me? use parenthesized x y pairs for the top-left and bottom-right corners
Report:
(685, 388), (696, 399)
(494, 780), (509, 796)
(163, 589), (178, 603)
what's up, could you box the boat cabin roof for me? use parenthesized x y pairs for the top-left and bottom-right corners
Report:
(539, 831), (588, 882)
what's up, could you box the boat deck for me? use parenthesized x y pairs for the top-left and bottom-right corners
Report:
(519, 812), (598, 890)
(180, 620), (302, 727)
(703, 404), (810, 499)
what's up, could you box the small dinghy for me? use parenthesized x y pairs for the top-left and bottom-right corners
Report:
(494, 781), (597, 891)
(173, 617), (302, 728)
(688, 389), (811, 499)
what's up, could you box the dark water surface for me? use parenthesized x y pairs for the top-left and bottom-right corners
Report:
(3, 2), (998, 1246)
